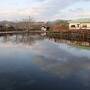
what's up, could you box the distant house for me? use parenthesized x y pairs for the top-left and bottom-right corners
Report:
(69, 19), (90, 30)
(41, 26), (47, 31)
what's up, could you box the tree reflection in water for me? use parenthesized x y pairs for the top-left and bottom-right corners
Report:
(0, 33), (89, 90)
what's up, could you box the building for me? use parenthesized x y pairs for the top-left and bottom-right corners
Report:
(69, 19), (90, 30)
(41, 26), (47, 31)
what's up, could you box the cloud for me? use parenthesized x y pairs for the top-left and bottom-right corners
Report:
(51, 0), (90, 20)
(0, 0), (90, 21)
(28, 0), (90, 21)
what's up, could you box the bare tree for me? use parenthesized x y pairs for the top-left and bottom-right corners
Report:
(23, 16), (34, 31)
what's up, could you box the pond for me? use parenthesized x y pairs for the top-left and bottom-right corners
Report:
(0, 34), (90, 90)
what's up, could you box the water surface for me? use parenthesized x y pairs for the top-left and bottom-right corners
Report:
(0, 34), (90, 90)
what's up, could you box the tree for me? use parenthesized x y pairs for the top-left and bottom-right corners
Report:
(49, 20), (69, 31)
(23, 16), (34, 31)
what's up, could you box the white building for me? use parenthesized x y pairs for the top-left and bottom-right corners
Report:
(41, 26), (47, 31)
(69, 19), (90, 30)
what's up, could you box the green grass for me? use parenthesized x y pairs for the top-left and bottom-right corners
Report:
(76, 45), (90, 50)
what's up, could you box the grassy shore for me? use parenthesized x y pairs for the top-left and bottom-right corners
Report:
(76, 45), (90, 50)
(47, 31), (90, 50)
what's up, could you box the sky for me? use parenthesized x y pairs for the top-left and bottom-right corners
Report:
(0, 0), (90, 21)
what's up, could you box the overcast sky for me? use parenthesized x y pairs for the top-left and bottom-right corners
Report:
(0, 0), (90, 21)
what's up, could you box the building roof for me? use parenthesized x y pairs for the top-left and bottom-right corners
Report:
(69, 18), (90, 23)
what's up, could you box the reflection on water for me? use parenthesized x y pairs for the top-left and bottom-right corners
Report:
(0, 33), (90, 90)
